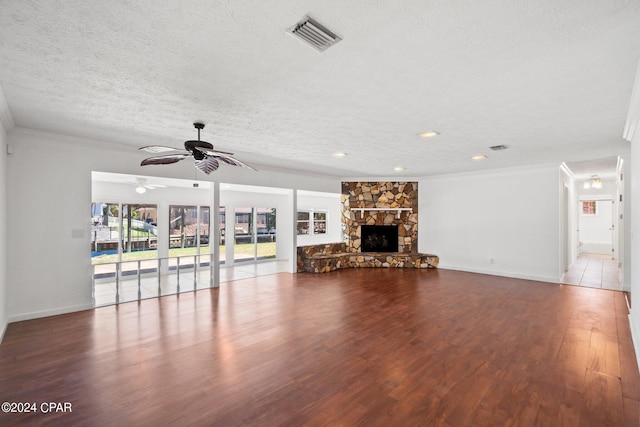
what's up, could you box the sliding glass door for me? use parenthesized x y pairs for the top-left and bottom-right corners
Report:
(232, 207), (276, 263)
(234, 207), (254, 262)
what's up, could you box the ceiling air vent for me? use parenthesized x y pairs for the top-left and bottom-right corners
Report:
(287, 16), (341, 52)
(489, 145), (508, 151)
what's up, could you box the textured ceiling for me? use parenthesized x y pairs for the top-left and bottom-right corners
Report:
(1, 1), (640, 178)
(565, 156), (619, 180)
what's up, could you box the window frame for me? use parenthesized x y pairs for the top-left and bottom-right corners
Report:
(297, 209), (328, 236)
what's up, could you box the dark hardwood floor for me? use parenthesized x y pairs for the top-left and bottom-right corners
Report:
(1, 268), (638, 426)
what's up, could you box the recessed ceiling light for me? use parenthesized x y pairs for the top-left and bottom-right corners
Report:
(394, 166), (406, 172)
(471, 155), (487, 161)
(418, 131), (439, 138)
(332, 152), (347, 158)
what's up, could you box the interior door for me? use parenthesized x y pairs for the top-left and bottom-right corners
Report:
(578, 199), (613, 256)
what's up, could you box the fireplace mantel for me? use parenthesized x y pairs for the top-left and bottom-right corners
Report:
(353, 207), (412, 219)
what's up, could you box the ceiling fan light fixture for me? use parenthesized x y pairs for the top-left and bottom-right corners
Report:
(135, 185), (146, 194)
(418, 131), (439, 139)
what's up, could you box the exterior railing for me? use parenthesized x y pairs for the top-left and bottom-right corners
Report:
(92, 253), (217, 305)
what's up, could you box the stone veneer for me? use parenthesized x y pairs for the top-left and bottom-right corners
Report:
(298, 248), (439, 273)
(341, 181), (418, 253)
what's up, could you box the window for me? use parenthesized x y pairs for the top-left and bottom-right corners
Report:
(91, 202), (121, 264)
(199, 206), (210, 250)
(297, 211), (310, 235)
(167, 205), (212, 254)
(234, 207), (277, 262)
(169, 205), (198, 251)
(314, 212), (326, 234)
(91, 203), (159, 264)
(297, 210), (328, 235)
(121, 204), (158, 261)
(219, 206), (226, 262)
(582, 201), (597, 215)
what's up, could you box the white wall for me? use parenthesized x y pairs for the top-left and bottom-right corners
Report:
(630, 124), (640, 371)
(0, 117), (7, 340)
(6, 128), (340, 322)
(624, 60), (640, 371)
(296, 190), (342, 245)
(419, 164), (562, 283)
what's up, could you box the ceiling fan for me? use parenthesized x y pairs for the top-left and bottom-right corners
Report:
(139, 123), (256, 175)
(132, 177), (166, 194)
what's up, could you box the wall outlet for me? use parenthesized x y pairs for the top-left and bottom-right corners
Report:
(489, 258), (495, 264)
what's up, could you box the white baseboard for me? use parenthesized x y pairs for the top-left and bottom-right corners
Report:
(0, 317), (7, 344)
(437, 264), (560, 284)
(8, 303), (94, 323)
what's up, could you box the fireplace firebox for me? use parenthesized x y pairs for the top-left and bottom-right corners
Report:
(361, 225), (398, 252)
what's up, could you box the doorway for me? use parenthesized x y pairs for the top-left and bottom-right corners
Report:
(561, 156), (624, 292)
(577, 198), (614, 258)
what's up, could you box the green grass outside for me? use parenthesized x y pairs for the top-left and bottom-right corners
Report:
(102, 221), (156, 238)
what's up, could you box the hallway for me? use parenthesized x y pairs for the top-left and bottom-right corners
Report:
(562, 253), (622, 291)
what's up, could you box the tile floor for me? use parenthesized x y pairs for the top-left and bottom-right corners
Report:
(94, 260), (290, 307)
(562, 252), (622, 290)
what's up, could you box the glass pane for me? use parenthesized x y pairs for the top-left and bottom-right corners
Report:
(234, 207), (254, 262)
(168, 205), (198, 256)
(91, 202), (120, 264)
(314, 221), (326, 234)
(198, 206), (211, 265)
(257, 207), (276, 259)
(582, 201), (597, 215)
(121, 204), (158, 262)
(297, 221), (310, 235)
(219, 206), (226, 263)
(297, 211), (310, 220)
(313, 211), (327, 234)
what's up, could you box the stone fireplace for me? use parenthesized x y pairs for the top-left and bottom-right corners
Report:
(341, 181), (418, 253)
(296, 181), (438, 273)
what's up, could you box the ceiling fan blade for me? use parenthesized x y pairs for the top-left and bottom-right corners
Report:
(139, 145), (181, 153)
(141, 154), (189, 166)
(202, 148), (235, 156)
(214, 154), (257, 171)
(194, 157), (220, 175)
